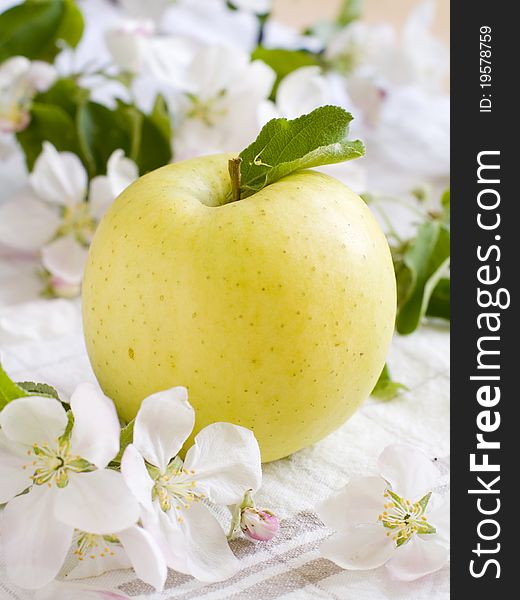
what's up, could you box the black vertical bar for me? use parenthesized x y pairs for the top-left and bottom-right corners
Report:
(451, 1), (515, 595)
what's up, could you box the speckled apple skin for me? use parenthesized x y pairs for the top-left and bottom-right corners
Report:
(82, 154), (396, 462)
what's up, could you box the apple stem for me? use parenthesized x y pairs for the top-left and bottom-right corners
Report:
(228, 157), (242, 202)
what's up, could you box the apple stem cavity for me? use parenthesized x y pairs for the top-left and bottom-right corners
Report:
(228, 157), (242, 202)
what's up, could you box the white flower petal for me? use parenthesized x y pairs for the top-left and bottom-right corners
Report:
(378, 444), (440, 500)
(119, 525), (167, 591)
(0, 56), (30, 86)
(1, 486), (73, 589)
(41, 235), (89, 285)
(319, 523), (395, 570)
(276, 66), (330, 119)
(316, 476), (387, 531)
(26, 61), (57, 92)
(428, 496), (450, 544)
(233, 0), (271, 13)
(158, 502), (240, 582)
(88, 176), (114, 221)
(30, 142), (87, 205)
(55, 470), (140, 534)
(0, 395), (67, 447)
(133, 387), (194, 472)
(0, 192), (60, 251)
(107, 149), (139, 195)
(183, 422), (262, 505)
(105, 20), (153, 73)
(69, 383), (121, 468)
(121, 443), (155, 512)
(385, 535), (448, 581)
(35, 580), (130, 600)
(89, 150), (138, 220)
(0, 429), (32, 502)
(66, 536), (131, 580)
(120, 0), (171, 23)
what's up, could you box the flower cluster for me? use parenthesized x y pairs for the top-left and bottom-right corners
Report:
(0, 143), (137, 297)
(0, 383), (274, 593)
(0, 0), (449, 298)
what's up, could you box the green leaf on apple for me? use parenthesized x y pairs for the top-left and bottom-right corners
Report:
(0, 0), (84, 63)
(371, 363), (408, 401)
(236, 105), (365, 200)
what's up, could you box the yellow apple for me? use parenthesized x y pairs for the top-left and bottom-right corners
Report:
(82, 154), (396, 462)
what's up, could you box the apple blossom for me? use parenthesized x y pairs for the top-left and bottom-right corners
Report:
(66, 525), (166, 591)
(0, 383), (140, 589)
(0, 144), (137, 296)
(171, 45), (275, 159)
(121, 386), (262, 582)
(0, 56), (56, 133)
(317, 444), (449, 582)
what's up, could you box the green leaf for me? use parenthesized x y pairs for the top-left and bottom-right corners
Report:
(0, 363), (29, 410)
(36, 77), (90, 118)
(0, 0), (84, 63)
(117, 97), (172, 174)
(337, 0), (363, 26)
(134, 96), (172, 173)
(371, 364), (408, 401)
(440, 187), (450, 226)
(426, 277), (450, 320)
(396, 221), (450, 334)
(149, 94), (172, 142)
(55, 0), (84, 50)
(16, 102), (79, 170)
(17, 381), (61, 400)
(251, 47), (320, 98)
(77, 101), (133, 177)
(237, 105), (364, 199)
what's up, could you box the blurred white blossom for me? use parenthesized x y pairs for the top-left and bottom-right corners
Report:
(119, 0), (173, 24)
(230, 0), (271, 13)
(172, 45), (275, 159)
(327, 1), (448, 93)
(0, 144), (137, 296)
(0, 56), (56, 133)
(105, 19), (155, 73)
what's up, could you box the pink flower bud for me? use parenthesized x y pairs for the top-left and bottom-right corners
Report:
(240, 507), (279, 542)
